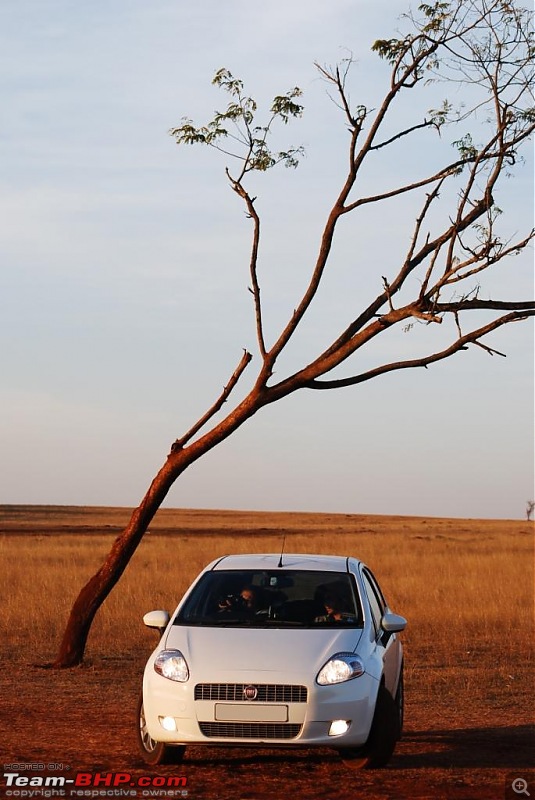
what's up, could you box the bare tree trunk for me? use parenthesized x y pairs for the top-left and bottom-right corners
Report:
(53, 462), (177, 666)
(53, 389), (264, 667)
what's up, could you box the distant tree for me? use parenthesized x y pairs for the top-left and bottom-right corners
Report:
(54, 0), (534, 667)
(527, 501), (535, 522)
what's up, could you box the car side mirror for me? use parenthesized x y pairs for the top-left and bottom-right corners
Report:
(143, 609), (170, 635)
(381, 611), (407, 634)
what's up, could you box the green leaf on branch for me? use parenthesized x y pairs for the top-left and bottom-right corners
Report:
(270, 88), (304, 123)
(371, 37), (410, 63)
(452, 132), (478, 160)
(170, 68), (304, 174)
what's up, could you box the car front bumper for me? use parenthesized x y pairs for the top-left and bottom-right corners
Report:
(143, 667), (379, 748)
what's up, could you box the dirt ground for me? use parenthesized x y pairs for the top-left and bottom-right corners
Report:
(1, 507), (533, 800)
(1, 648), (533, 800)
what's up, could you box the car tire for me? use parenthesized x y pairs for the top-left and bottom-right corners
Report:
(338, 683), (399, 769)
(136, 694), (186, 765)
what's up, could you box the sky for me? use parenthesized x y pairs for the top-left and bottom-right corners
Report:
(1, 0), (533, 520)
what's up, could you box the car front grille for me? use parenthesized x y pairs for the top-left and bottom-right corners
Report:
(194, 683), (308, 703)
(198, 722), (302, 739)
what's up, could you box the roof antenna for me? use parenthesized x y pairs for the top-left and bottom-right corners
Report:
(278, 536), (286, 568)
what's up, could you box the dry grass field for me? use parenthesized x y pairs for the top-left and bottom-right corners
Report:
(0, 504), (533, 800)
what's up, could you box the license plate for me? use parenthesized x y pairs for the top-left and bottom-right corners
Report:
(214, 703), (289, 722)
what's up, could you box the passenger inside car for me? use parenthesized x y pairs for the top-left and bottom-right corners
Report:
(314, 594), (358, 623)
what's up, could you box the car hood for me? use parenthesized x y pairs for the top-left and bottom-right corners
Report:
(163, 625), (364, 683)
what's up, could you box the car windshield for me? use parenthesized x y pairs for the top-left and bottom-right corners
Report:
(174, 569), (363, 628)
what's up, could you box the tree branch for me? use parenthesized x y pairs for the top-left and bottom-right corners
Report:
(370, 118), (437, 151)
(433, 299), (535, 313)
(227, 171), (267, 358)
(170, 349), (252, 451)
(303, 310), (534, 391)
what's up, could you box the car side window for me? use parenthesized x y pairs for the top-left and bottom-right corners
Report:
(361, 569), (384, 637)
(364, 568), (387, 611)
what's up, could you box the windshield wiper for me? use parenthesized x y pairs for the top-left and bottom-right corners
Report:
(173, 615), (216, 626)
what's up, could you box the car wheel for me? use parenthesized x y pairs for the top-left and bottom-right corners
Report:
(339, 683), (399, 769)
(136, 694), (186, 765)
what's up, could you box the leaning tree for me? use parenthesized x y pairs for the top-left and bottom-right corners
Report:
(54, 0), (534, 667)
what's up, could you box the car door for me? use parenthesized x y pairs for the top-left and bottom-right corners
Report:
(360, 567), (402, 697)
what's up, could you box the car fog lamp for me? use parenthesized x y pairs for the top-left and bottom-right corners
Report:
(329, 719), (351, 736)
(159, 716), (177, 732)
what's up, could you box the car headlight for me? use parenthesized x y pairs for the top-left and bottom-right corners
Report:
(317, 652), (365, 685)
(154, 649), (189, 682)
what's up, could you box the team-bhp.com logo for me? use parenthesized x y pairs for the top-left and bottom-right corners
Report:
(3, 771), (188, 798)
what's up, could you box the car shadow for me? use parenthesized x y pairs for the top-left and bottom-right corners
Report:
(393, 724), (535, 769)
(178, 747), (337, 766)
(172, 724), (534, 769)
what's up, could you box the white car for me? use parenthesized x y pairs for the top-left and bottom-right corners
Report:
(138, 553), (406, 768)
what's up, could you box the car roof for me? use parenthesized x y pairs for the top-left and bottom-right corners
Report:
(209, 553), (357, 572)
